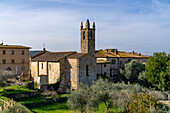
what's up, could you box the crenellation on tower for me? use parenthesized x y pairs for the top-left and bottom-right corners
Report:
(80, 19), (95, 56)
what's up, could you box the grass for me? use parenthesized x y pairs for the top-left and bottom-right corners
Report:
(0, 85), (34, 101)
(0, 86), (124, 113)
(59, 93), (68, 98)
(16, 94), (46, 105)
(30, 98), (74, 113)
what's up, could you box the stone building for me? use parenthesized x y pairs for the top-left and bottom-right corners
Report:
(30, 20), (97, 91)
(0, 44), (30, 75)
(95, 49), (149, 78)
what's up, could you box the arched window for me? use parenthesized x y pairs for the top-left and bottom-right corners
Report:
(86, 65), (89, 77)
(83, 31), (85, 39)
(42, 63), (43, 69)
(89, 31), (92, 39)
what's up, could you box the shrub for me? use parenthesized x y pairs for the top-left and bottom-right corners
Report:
(0, 99), (32, 113)
(67, 78), (169, 113)
(0, 70), (14, 88)
(127, 92), (160, 113)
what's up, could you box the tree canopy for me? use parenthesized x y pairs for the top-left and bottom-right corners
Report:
(146, 52), (170, 91)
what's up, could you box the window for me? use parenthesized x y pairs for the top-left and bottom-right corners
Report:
(11, 59), (15, 64)
(114, 60), (116, 64)
(21, 66), (25, 70)
(104, 72), (107, 76)
(83, 31), (85, 39)
(21, 59), (25, 64)
(111, 60), (113, 64)
(11, 50), (14, 55)
(86, 65), (89, 76)
(89, 31), (92, 39)
(120, 61), (123, 65)
(42, 63), (43, 69)
(111, 60), (116, 64)
(21, 50), (24, 55)
(128, 59), (132, 62)
(3, 50), (6, 55)
(2, 59), (6, 64)
(104, 64), (106, 67)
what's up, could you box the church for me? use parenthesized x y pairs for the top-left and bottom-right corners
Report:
(30, 19), (97, 91)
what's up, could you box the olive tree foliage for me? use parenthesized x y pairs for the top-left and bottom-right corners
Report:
(67, 79), (118, 113)
(67, 84), (90, 113)
(0, 70), (14, 88)
(146, 52), (170, 91)
(67, 78), (168, 113)
(120, 60), (146, 84)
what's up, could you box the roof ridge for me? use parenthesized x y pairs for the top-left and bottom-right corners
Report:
(49, 51), (77, 53)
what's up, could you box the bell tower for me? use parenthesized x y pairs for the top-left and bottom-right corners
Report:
(80, 19), (95, 56)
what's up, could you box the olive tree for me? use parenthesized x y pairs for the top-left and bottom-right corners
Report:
(0, 70), (14, 88)
(120, 60), (146, 84)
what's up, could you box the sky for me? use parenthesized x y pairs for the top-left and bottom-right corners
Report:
(0, 0), (170, 55)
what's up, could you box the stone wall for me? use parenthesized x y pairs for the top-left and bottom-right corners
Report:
(48, 62), (60, 84)
(0, 49), (29, 74)
(97, 63), (110, 77)
(39, 61), (48, 75)
(79, 55), (96, 86)
(30, 61), (38, 82)
(66, 59), (79, 90)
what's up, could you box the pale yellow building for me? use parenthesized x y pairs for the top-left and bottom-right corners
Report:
(0, 44), (30, 75)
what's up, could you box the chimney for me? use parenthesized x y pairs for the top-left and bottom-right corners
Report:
(114, 49), (118, 54)
(132, 51), (135, 55)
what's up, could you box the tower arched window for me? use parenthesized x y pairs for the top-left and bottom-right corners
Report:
(83, 31), (85, 39)
(89, 31), (92, 39)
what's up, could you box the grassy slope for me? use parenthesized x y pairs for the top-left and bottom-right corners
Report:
(0, 86), (124, 113)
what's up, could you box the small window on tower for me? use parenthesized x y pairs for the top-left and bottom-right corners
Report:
(83, 31), (85, 39)
(89, 31), (92, 39)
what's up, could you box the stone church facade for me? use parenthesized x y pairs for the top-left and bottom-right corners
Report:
(30, 20), (97, 91)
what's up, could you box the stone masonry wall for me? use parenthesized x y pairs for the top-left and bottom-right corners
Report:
(30, 61), (38, 82)
(66, 59), (79, 90)
(79, 55), (96, 86)
(48, 62), (60, 84)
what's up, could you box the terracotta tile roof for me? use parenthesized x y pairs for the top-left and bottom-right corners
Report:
(0, 44), (31, 49)
(95, 49), (148, 58)
(67, 53), (88, 59)
(31, 51), (76, 62)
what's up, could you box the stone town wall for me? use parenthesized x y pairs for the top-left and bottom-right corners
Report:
(79, 55), (96, 86)
(48, 62), (60, 84)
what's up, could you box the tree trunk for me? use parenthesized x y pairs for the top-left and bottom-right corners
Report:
(104, 101), (109, 113)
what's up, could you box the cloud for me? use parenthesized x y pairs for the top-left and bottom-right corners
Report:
(0, 0), (169, 55)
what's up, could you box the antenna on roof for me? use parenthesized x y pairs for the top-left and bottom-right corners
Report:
(43, 43), (46, 51)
